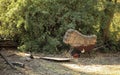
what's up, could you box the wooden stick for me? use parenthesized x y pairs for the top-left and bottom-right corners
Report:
(93, 44), (107, 51)
(11, 62), (25, 68)
(0, 52), (16, 69)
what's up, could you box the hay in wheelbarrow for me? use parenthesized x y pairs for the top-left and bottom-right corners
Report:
(63, 29), (97, 57)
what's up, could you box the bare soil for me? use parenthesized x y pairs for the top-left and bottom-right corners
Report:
(0, 49), (120, 75)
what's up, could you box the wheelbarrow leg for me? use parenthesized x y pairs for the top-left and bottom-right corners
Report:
(69, 47), (73, 54)
(65, 47), (73, 58)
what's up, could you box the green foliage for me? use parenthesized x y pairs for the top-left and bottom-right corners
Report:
(0, 0), (120, 53)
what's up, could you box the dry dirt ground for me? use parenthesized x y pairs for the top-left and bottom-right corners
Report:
(0, 49), (120, 75)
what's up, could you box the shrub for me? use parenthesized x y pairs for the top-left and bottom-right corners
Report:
(0, 0), (120, 52)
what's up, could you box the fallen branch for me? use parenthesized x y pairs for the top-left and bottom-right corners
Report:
(26, 53), (72, 62)
(11, 62), (25, 68)
(0, 52), (16, 69)
(93, 44), (107, 51)
(40, 57), (72, 62)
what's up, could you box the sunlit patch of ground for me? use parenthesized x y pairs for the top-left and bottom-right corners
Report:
(62, 63), (120, 75)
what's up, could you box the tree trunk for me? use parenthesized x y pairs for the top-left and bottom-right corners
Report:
(100, 0), (117, 43)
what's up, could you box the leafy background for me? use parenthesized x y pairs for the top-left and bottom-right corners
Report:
(0, 0), (120, 53)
